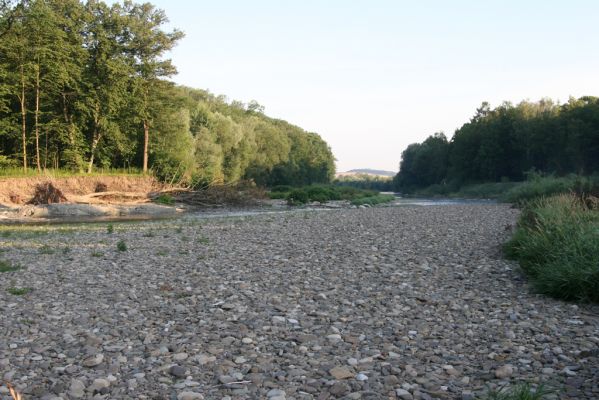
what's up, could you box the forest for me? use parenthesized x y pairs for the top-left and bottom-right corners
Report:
(394, 97), (599, 192)
(0, 0), (335, 186)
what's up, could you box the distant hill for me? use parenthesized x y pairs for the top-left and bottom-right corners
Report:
(337, 169), (396, 178)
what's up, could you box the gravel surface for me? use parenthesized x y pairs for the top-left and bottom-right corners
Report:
(0, 205), (598, 400)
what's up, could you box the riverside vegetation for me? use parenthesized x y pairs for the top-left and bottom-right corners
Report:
(0, 0), (335, 187)
(268, 185), (395, 206)
(387, 98), (599, 306)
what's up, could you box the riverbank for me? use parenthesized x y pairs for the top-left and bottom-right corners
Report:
(1, 205), (597, 399)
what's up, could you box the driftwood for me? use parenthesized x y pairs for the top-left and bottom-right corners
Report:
(73, 191), (150, 204)
(27, 182), (68, 205)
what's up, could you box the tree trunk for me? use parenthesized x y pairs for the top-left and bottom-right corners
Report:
(34, 64), (41, 172)
(143, 119), (149, 173)
(87, 130), (101, 174)
(19, 64), (27, 172)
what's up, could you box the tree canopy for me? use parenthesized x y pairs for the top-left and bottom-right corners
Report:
(0, 0), (335, 186)
(394, 97), (599, 191)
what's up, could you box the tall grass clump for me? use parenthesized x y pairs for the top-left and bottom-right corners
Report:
(501, 174), (599, 204)
(504, 194), (599, 302)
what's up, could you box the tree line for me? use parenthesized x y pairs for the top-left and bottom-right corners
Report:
(393, 97), (599, 191)
(0, 0), (335, 186)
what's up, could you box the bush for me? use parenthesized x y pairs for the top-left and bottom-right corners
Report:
(504, 194), (599, 302)
(286, 188), (310, 205)
(351, 194), (395, 206)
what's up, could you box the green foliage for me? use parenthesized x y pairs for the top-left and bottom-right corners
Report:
(335, 174), (394, 191)
(107, 224), (114, 234)
(0, 1), (335, 186)
(155, 193), (174, 205)
(501, 174), (599, 204)
(484, 383), (553, 400)
(350, 194), (395, 206)
(7, 287), (32, 296)
(394, 98), (599, 193)
(286, 188), (310, 205)
(117, 240), (127, 251)
(504, 194), (599, 302)
(0, 260), (20, 273)
(271, 185), (380, 205)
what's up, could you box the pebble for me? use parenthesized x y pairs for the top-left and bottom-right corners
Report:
(178, 392), (204, 400)
(396, 388), (414, 400)
(495, 364), (514, 379)
(170, 365), (187, 378)
(329, 366), (354, 380)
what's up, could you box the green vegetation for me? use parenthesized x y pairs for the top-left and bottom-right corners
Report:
(501, 174), (599, 204)
(269, 185), (391, 205)
(107, 224), (114, 234)
(394, 98), (599, 193)
(155, 193), (175, 205)
(0, 260), (20, 273)
(7, 287), (32, 296)
(484, 383), (552, 400)
(116, 240), (127, 252)
(350, 194), (395, 206)
(334, 174), (393, 192)
(504, 194), (599, 302)
(0, 0), (335, 186)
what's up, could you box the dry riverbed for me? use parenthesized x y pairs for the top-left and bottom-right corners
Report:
(0, 205), (598, 399)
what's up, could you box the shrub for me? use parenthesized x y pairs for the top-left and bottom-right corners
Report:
(351, 194), (395, 206)
(504, 194), (599, 302)
(286, 188), (310, 205)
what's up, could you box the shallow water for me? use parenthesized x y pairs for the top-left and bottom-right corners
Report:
(0, 196), (498, 226)
(391, 197), (498, 206)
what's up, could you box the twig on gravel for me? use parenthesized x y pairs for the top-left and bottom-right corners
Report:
(5, 381), (22, 400)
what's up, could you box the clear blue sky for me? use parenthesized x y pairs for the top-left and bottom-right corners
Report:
(122, 0), (599, 172)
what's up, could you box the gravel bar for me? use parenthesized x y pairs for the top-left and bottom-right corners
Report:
(0, 205), (598, 399)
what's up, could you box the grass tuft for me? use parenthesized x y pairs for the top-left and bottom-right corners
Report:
(7, 287), (32, 296)
(504, 194), (599, 302)
(155, 193), (175, 205)
(117, 240), (127, 252)
(484, 383), (553, 400)
(0, 260), (20, 273)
